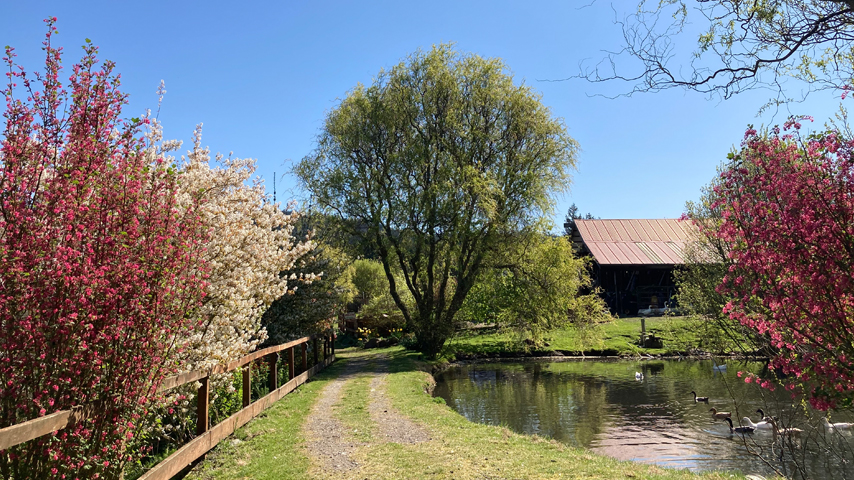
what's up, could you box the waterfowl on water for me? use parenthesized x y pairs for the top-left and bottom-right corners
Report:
(635, 372), (644, 381)
(822, 417), (854, 430)
(725, 417), (755, 434)
(712, 361), (727, 373)
(710, 408), (731, 419)
(770, 419), (803, 437)
(756, 408), (774, 422)
(691, 391), (709, 403)
(741, 416), (774, 430)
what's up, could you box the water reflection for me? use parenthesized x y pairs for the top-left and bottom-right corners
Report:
(433, 359), (854, 479)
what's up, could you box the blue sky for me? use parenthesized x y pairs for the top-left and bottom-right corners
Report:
(2, 1), (842, 231)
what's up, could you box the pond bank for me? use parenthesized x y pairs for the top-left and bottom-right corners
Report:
(186, 347), (756, 479)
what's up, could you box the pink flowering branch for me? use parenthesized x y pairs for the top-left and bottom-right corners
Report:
(707, 117), (854, 410)
(0, 19), (209, 479)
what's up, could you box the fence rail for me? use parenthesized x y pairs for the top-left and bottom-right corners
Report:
(0, 330), (336, 479)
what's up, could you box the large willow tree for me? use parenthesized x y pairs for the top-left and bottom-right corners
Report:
(296, 45), (577, 357)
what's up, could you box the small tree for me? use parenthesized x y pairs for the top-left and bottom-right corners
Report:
(296, 45), (577, 357)
(459, 236), (609, 348)
(173, 126), (315, 372)
(0, 21), (208, 478)
(350, 259), (390, 304)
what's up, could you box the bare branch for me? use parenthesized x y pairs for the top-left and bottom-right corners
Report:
(550, 1), (854, 101)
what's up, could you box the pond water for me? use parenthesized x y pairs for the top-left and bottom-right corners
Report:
(433, 359), (854, 479)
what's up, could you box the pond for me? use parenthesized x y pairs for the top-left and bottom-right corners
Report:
(433, 359), (854, 479)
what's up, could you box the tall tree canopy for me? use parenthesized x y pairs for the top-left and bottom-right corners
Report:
(579, 1), (854, 100)
(296, 45), (577, 357)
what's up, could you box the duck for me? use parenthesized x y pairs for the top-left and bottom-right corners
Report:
(635, 371), (644, 381)
(741, 416), (774, 430)
(691, 391), (709, 403)
(712, 361), (727, 373)
(724, 417), (755, 434)
(710, 407), (731, 419)
(755, 408), (774, 422)
(770, 419), (803, 437)
(822, 417), (854, 430)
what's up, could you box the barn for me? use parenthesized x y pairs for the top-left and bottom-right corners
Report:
(568, 219), (696, 316)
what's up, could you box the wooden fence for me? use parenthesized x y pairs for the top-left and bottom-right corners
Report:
(0, 331), (336, 479)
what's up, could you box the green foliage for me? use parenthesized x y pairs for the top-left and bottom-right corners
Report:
(675, 171), (770, 354)
(262, 244), (354, 343)
(211, 372), (244, 425)
(296, 44), (577, 358)
(351, 260), (413, 334)
(350, 259), (389, 302)
(459, 236), (610, 349)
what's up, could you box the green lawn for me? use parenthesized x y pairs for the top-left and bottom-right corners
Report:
(443, 315), (736, 359)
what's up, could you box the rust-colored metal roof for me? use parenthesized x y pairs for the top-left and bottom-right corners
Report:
(574, 219), (695, 265)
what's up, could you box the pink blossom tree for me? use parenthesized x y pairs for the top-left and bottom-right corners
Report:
(707, 117), (854, 410)
(0, 20), (208, 478)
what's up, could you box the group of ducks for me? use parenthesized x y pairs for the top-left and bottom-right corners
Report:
(690, 390), (854, 436)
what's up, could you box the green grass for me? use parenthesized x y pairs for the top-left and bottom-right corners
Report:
(186, 347), (760, 480)
(184, 360), (348, 480)
(444, 316), (732, 359)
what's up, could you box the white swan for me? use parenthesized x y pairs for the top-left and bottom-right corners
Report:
(741, 416), (774, 430)
(822, 417), (854, 430)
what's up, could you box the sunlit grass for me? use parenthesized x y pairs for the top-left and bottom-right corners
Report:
(444, 316), (732, 358)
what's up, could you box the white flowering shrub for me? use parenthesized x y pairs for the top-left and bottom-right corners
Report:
(133, 120), (318, 451)
(175, 125), (316, 372)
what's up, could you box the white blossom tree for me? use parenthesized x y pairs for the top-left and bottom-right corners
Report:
(174, 125), (317, 373)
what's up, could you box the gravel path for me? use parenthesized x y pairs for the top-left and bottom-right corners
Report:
(303, 355), (369, 475)
(368, 361), (431, 444)
(303, 351), (431, 477)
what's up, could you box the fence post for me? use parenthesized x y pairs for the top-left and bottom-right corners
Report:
(302, 342), (308, 372)
(242, 363), (251, 408)
(313, 337), (319, 366)
(331, 329), (335, 356)
(640, 318), (646, 346)
(268, 353), (278, 392)
(197, 376), (210, 435)
(288, 346), (295, 381)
